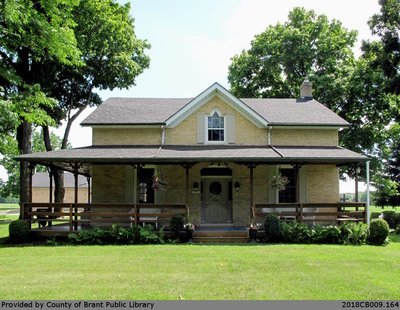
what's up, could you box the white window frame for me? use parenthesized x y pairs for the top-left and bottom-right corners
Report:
(205, 108), (226, 144)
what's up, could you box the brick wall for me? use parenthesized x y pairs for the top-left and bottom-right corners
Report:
(32, 188), (88, 203)
(271, 128), (338, 146)
(93, 128), (161, 145)
(92, 165), (125, 203)
(306, 165), (339, 203)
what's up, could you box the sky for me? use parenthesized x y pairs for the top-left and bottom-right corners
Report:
(2, 0), (381, 192)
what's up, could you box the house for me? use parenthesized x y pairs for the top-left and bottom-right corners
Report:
(17, 80), (370, 236)
(32, 171), (89, 203)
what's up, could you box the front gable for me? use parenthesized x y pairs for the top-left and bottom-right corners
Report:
(165, 83), (269, 128)
(165, 95), (269, 145)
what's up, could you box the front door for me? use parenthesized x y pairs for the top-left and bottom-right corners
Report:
(203, 178), (232, 223)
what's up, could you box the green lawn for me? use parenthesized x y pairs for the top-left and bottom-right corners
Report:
(370, 205), (399, 213)
(0, 203), (19, 211)
(0, 223), (399, 300)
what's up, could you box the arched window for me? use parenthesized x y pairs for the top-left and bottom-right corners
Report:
(207, 110), (224, 142)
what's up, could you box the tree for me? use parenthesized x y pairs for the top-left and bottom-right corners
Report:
(39, 0), (150, 202)
(0, 0), (82, 206)
(227, 7), (393, 182)
(364, 0), (400, 205)
(0, 130), (68, 199)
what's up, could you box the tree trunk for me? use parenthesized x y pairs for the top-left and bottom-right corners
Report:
(43, 126), (65, 203)
(17, 121), (32, 218)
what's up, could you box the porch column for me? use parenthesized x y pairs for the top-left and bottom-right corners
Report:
(354, 165), (359, 202)
(366, 161), (370, 224)
(248, 164), (255, 218)
(184, 164), (191, 222)
(49, 169), (53, 203)
(87, 176), (91, 204)
(73, 165), (78, 231)
(28, 164), (35, 203)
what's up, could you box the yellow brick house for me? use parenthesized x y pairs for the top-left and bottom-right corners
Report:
(17, 80), (370, 236)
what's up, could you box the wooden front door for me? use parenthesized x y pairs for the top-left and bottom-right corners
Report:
(203, 178), (232, 223)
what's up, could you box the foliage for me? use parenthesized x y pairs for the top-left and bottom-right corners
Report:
(8, 220), (30, 243)
(169, 215), (184, 240)
(270, 174), (290, 191)
(396, 224), (400, 235)
(0, 130), (67, 198)
(340, 222), (369, 245)
(68, 225), (164, 245)
(183, 223), (196, 231)
(368, 219), (390, 245)
(280, 221), (369, 245)
(382, 211), (398, 229)
(264, 214), (282, 243)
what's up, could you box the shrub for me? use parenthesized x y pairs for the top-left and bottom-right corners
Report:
(395, 213), (400, 228)
(382, 211), (397, 229)
(169, 215), (184, 240)
(319, 225), (341, 244)
(396, 224), (400, 235)
(370, 212), (381, 219)
(368, 219), (390, 245)
(340, 222), (369, 245)
(9, 220), (30, 243)
(264, 214), (282, 242)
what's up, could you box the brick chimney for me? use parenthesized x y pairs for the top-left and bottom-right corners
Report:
(300, 77), (312, 100)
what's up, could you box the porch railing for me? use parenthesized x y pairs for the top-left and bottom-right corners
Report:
(22, 203), (188, 232)
(252, 202), (367, 225)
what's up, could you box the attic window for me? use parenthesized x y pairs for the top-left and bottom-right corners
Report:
(207, 111), (224, 141)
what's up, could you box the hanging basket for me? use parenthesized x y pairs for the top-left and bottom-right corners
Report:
(152, 174), (168, 191)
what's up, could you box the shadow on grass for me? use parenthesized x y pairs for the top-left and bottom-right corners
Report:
(389, 233), (400, 243)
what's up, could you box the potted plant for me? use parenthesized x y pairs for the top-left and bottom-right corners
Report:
(248, 220), (261, 242)
(270, 174), (289, 191)
(183, 222), (196, 243)
(152, 174), (168, 191)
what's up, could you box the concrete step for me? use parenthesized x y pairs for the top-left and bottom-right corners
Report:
(194, 230), (248, 238)
(193, 236), (250, 244)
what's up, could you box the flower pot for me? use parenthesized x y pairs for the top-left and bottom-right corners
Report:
(186, 229), (193, 243)
(249, 229), (258, 240)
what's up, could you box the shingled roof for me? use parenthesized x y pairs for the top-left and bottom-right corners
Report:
(81, 83), (349, 127)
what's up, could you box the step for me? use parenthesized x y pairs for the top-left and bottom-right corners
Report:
(193, 236), (250, 244)
(194, 230), (248, 238)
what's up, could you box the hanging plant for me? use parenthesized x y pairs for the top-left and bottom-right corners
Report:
(271, 174), (289, 191)
(152, 174), (168, 191)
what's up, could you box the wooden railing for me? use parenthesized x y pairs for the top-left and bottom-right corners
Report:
(22, 203), (188, 232)
(252, 203), (367, 225)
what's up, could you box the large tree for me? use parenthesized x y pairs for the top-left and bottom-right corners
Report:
(0, 0), (82, 206)
(227, 7), (393, 181)
(39, 0), (150, 202)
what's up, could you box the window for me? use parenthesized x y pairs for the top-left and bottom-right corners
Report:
(207, 111), (224, 142)
(278, 168), (297, 203)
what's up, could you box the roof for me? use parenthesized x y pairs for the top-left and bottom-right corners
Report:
(32, 172), (88, 188)
(16, 145), (368, 176)
(81, 83), (349, 127)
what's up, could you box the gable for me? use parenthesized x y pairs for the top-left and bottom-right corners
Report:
(165, 96), (268, 145)
(165, 83), (268, 128)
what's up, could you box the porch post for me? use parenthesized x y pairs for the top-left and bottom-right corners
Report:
(28, 164), (35, 203)
(73, 165), (78, 231)
(87, 176), (91, 204)
(366, 161), (370, 224)
(49, 169), (53, 203)
(354, 165), (359, 202)
(249, 164), (255, 218)
(185, 163), (190, 222)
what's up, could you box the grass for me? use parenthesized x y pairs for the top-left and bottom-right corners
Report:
(0, 218), (399, 300)
(0, 203), (19, 211)
(370, 205), (400, 213)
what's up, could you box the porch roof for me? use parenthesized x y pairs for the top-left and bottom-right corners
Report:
(16, 145), (368, 176)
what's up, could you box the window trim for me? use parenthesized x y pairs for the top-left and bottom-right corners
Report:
(205, 108), (226, 144)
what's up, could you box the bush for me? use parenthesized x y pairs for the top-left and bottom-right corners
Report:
(68, 225), (164, 245)
(370, 212), (381, 219)
(368, 219), (390, 245)
(382, 211), (397, 229)
(340, 222), (369, 245)
(395, 213), (400, 228)
(264, 214), (282, 243)
(9, 220), (30, 243)
(169, 215), (184, 240)
(396, 224), (400, 235)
